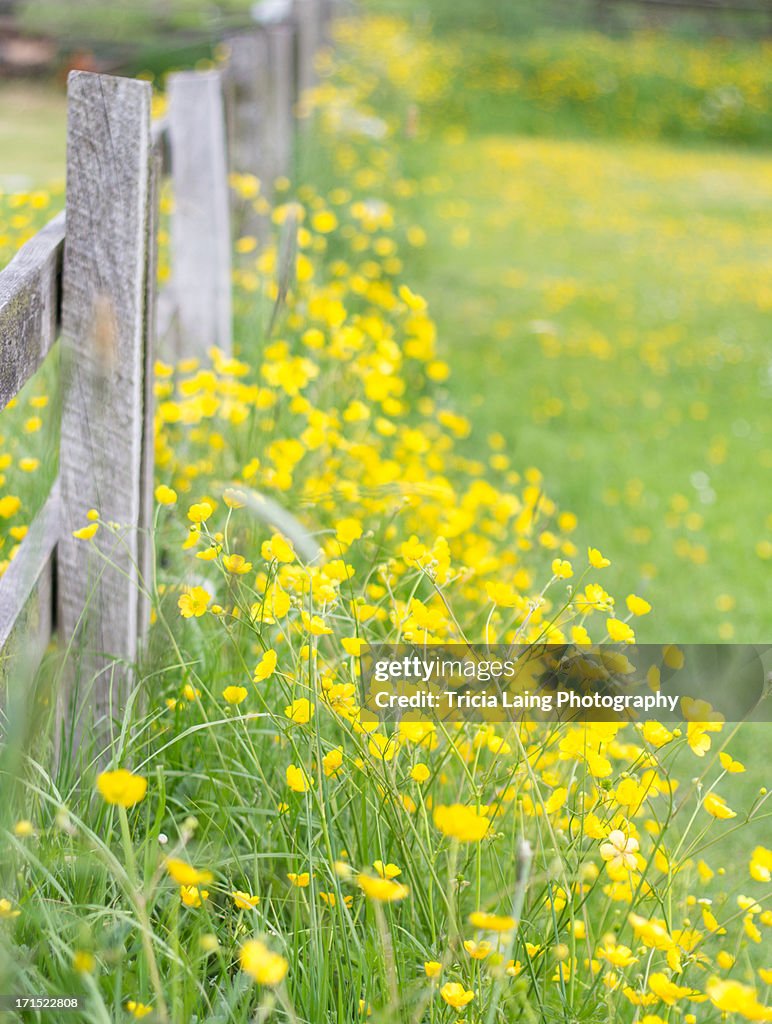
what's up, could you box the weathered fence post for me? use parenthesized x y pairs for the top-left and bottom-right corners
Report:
(168, 70), (232, 358)
(265, 20), (295, 182)
(224, 31), (270, 186)
(57, 71), (155, 740)
(295, 0), (322, 102)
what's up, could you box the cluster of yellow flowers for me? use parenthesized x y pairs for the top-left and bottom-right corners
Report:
(114, 117), (766, 1024)
(326, 15), (772, 144)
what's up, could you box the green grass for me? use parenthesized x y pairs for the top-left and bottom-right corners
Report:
(388, 132), (772, 642)
(366, 0), (771, 39)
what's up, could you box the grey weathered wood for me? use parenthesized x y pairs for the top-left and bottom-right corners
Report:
(0, 480), (59, 660)
(150, 116), (170, 174)
(0, 212), (65, 411)
(137, 149), (161, 642)
(223, 30), (270, 185)
(168, 70), (232, 357)
(57, 71), (153, 729)
(266, 21), (294, 181)
(295, 0), (322, 103)
(319, 0), (335, 39)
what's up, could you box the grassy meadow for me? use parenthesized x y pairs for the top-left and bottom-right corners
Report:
(0, 5), (770, 1024)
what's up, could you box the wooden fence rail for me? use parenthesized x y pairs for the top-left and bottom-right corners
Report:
(0, 0), (329, 742)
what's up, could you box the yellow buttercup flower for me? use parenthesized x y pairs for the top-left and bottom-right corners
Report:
(262, 532), (295, 563)
(464, 939), (492, 960)
(285, 698), (314, 724)
(718, 751), (745, 773)
(606, 618), (635, 643)
(155, 484), (177, 505)
(373, 860), (400, 879)
(254, 649), (278, 681)
(72, 523), (99, 540)
(286, 764), (313, 793)
(434, 804), (490, 843)
(647, 972), (702, 1006)
(126, 1001), (153, 1019)
(357, 874), (409, 903)
(231, 890), (260, 910)
(165, 859), (213, 886)
(223, 552), (252, 574)
(749, 846), (772, 883)
(96, 769), (147, 808)
(703, 793), (736, 820)
(180, 884), (208, 907)
(551, 558), (573, 579)
(335, 517), (363, 546)
(440, 982), (474, 1009)
(0, 899), (21, 919)
(626, 593), (651, 616)
(178, 586), (210, 618)
(73, 951), (96, 974)
(187, 501), (214, 524)
(223, 685), (248, 705)
(312, 209), (338, 233)
(240, 939), (288, 986)
(588, 547), (610, 568)
(600, 830), (639, 871)
(468, 911), (516, 932)
(323, 747), (344, 777)
(706, 978), (770, 1019)
(598, 943), (637, 967)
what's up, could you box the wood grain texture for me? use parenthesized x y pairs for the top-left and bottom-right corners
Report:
(168, 70), (232, 357)
(0, 212), (65, 410)
(137, 149), (160, 642)
(57, 71), (153, 729)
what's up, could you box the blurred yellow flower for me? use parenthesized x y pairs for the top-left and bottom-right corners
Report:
(155, 484), (177, 505)
(434, 804), (490, 843)
(357, 874), (409, 902)
(240, 939), (288, 986)
(165, 859), (213, 886)
(96, 769), (147, 808)
(468, 911), (515, 932)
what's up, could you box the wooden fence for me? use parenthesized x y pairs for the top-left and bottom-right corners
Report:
(0, 0), (330, 741)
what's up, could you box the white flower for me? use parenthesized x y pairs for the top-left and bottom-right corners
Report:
(600, 829), (639, 871)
